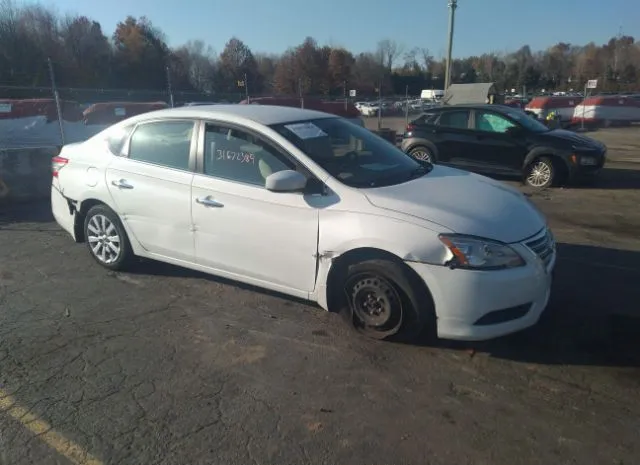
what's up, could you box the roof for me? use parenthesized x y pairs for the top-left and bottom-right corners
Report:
(136, 104), (335, 126)
(443, 83), (499, 105)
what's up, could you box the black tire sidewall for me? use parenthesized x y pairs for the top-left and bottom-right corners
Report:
(83, 205), (133, 270)
(526, 157), (555, 188)
(343, 259), (434, 342)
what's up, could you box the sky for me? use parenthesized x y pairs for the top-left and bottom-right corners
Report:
(39, 0), (638, 58)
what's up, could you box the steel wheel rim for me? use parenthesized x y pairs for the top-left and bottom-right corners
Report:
(527, 161), (552, 187)
(87, 214), (121, 264)
(412, 149), (432, 163)
(348, 273), (402, 330)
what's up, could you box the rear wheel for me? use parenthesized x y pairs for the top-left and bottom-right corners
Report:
(409, 145), (435, 163)
(83, 204), (133, 271)
(339, 259), (435, 342)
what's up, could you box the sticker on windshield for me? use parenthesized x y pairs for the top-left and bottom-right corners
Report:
(284, 122), (327, 139)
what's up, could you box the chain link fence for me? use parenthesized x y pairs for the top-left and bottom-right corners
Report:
(1, 77), (427, 151)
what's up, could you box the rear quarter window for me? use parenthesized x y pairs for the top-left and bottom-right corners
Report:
(106, 124), (134, 155)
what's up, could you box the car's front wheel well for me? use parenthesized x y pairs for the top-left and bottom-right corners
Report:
(325, 247), (435, 315)
(73, 199), (107, 242)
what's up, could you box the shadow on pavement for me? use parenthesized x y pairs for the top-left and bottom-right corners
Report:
(448, 242), (640, 368)
(128, 258), (315, 307)
(136, 241), (640, 368)
(572, 165), (640, 190)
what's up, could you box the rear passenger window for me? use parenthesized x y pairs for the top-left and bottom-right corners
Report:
(106, 124), (134, 155)
(438, 110), (470, 129)
(128, 121), (194, 171)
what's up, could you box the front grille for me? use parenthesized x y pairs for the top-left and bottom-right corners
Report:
(525, 228), (555, 267)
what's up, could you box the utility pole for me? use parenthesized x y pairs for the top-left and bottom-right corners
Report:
(613, 25), (623, 81)
(165, 66), (174, 108)
(244, 73), (249, 103)
(47, 57), (65, 145)
(444, 0), (458, 91)
(404, 85), (410, 127)
(377, 82), (382, 130)
(298, 79), (304, 109)
(343, 80), (347, 111)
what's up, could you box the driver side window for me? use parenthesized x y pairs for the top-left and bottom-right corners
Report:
(474, 111), (516, 133)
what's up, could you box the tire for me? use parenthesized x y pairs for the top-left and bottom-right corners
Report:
(338, 259), (435, 342)
(409, 145), (435, 163)
(525, 156), (555, 189)
(83, 204), (133, 271)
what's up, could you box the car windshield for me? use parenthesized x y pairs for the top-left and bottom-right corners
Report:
(270, 117), (430, 188)
(506, 109), (550, 133)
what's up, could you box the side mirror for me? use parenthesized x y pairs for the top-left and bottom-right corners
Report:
(265, 170), (307, 192)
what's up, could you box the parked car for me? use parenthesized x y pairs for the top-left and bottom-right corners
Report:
(401, 104), (607, 188)
(359, 102), (379, 116)
(51, 104), (555, 343)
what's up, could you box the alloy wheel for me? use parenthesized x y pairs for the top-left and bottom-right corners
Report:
(527, 161), (552, 187)
(86, 214), (121, 264)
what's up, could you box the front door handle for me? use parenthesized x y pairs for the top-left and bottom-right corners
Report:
(111, 179), (133, 189)
(195, 196), (224, 208)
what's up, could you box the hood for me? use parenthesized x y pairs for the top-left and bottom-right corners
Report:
(363, 166), (546, 244)
(540, 129), (604, 149)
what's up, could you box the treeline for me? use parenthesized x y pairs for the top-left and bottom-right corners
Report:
(1, 0), (639, 100)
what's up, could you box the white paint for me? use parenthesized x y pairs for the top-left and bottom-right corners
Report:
(51, 106), (554, 342)
(572, 104), (640, 122)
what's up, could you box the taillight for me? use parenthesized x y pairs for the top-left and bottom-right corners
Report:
(51, 156), (68, 178)
(406, 123), (416, 132)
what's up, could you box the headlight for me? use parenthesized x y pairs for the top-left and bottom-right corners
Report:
(439, 234), (525, 270)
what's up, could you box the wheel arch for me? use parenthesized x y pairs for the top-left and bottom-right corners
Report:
(324, 247), (436, 318)
(73, 198), (108, 242)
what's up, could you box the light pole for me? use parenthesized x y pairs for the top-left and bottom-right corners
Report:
(444, 0), (458, 91)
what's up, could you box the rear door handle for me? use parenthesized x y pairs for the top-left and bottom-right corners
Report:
(195, 196), (224, 208)
(111, 179), (133, 189)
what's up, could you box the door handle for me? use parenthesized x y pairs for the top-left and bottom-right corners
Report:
(195, 196), (224, 208)
(111, 179), (133, 189)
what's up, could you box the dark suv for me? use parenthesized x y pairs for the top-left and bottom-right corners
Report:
(401, 104), (607, 188)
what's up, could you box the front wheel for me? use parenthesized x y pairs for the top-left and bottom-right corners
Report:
(525, 157), (555, 188)
(339, 259), (435, 342)
(83, 204), (133, 271)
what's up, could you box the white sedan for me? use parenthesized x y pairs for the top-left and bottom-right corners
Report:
(51, 105), (556, 342)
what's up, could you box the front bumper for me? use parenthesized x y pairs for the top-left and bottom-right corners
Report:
(407, 232), (556, 341)
(569, 148), (607, 180)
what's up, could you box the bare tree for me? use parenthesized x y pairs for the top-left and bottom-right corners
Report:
(376, 39), (404, 71)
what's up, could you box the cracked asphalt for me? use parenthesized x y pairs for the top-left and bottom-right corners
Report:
(1, 165), (640, 464)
